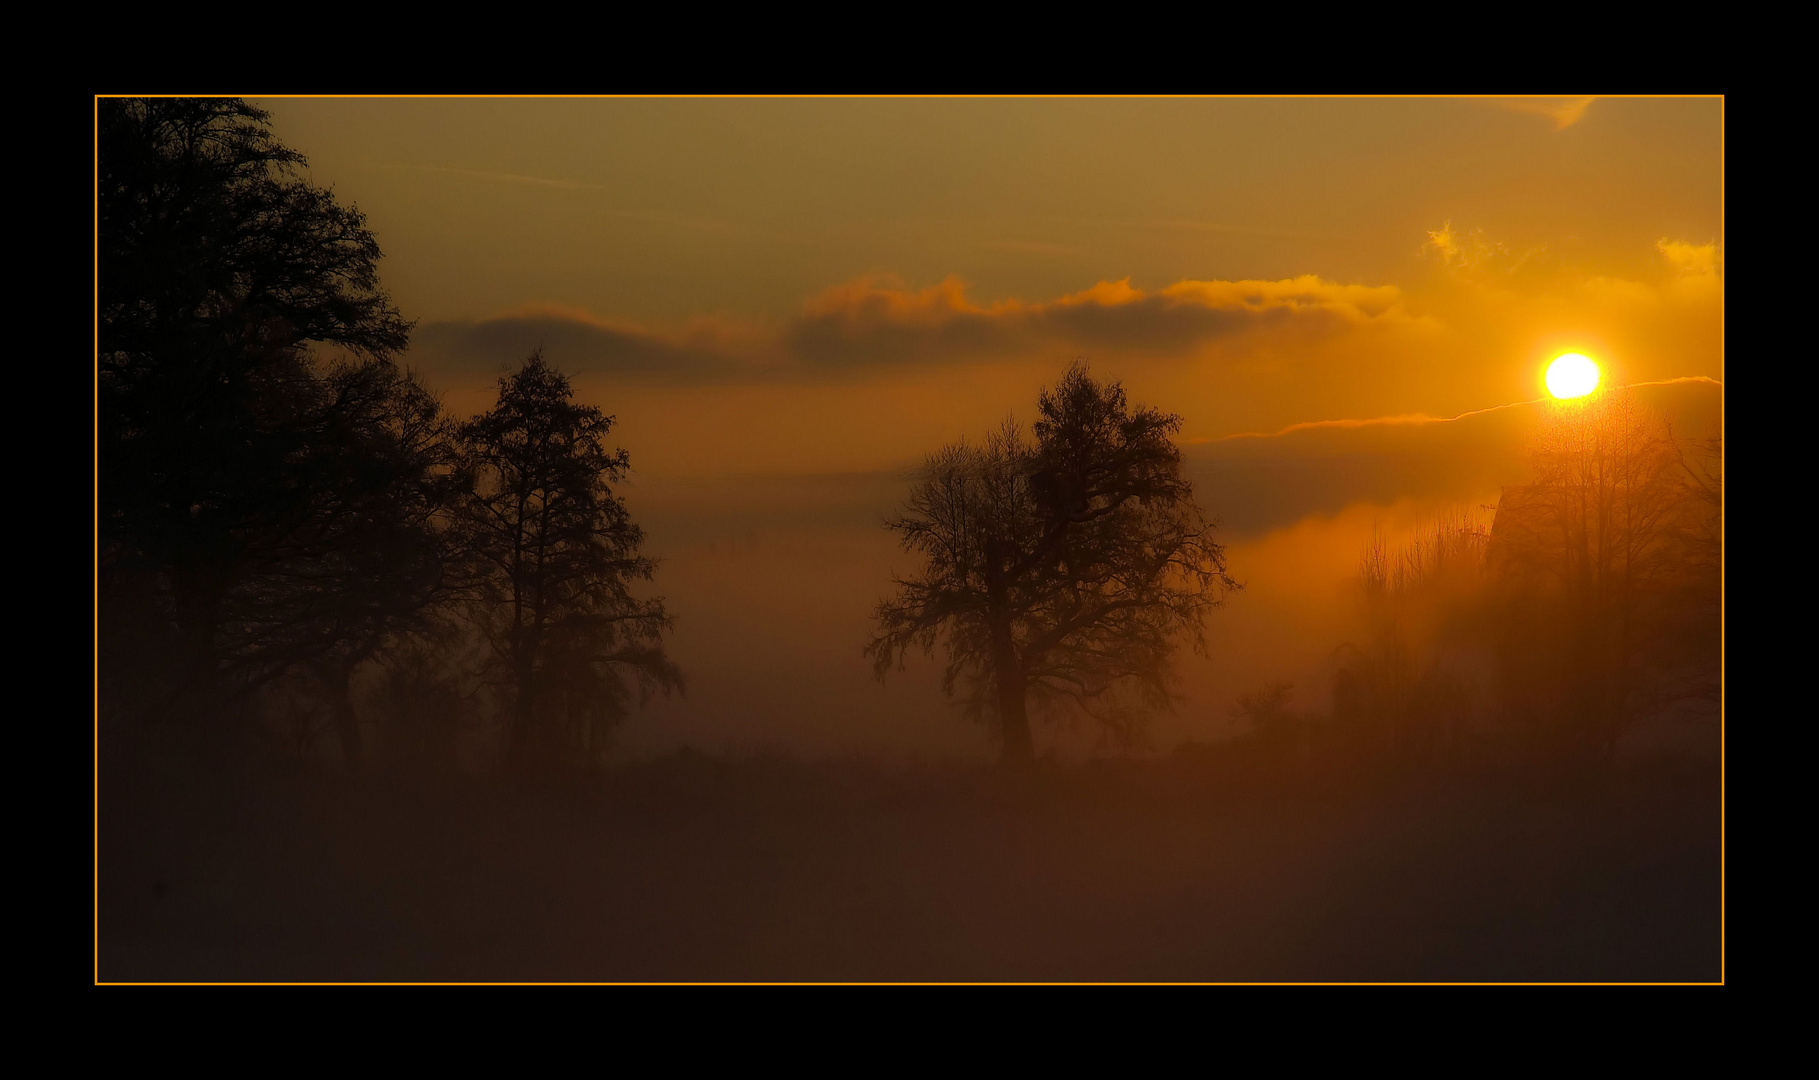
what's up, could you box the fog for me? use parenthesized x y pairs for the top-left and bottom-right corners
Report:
(607, 379), (1719, 764)
(97, 97), (1722, 983)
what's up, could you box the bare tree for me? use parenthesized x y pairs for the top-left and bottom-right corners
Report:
(1657, 427), (1723, 708)
(1340, 511), (1494, 766)
(867, 363), (1237, 761)
(1487, 389), (1712, 757)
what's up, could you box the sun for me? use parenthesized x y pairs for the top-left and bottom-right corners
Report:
(1545, 352), (1601, 399)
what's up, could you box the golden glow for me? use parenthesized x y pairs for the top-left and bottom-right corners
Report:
(1545, 353), (1601, 399)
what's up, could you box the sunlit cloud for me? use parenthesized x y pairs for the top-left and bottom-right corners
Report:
(1200, 398), (1540, 444)
(1486, 96), (1598, 130)
(413, 273), (1419, 381)
(1419, 221), (1550, 276)
(1658, 238), (1722, 276)
(786, 273), (1416, 367)
(1199, 378), (1722, 449)
(1421, 221), (1460, 262)
(405, 231), (1722, 482)
(1419, 220), (1510, 269)
(1179, 377), (1720, 536)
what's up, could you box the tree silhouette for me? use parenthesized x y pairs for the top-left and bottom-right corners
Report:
(1338, 512), (1493, 766)
(1232, 681), (1304, 752)
(455, 352), (682, 764)
(868, 364), (1237, 761)
(97, 97), (438, 730)
(278, 360), (466, 763)
(1662, 429), (1723, 707)
(1486, 389), (1718, 759)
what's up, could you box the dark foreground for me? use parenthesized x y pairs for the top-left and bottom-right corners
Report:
(98, 747), (1722, 982)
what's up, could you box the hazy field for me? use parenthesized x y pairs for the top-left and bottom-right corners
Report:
(99, 747), (1720, 983)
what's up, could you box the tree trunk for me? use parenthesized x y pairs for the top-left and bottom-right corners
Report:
(305, 655), (365, 769)
(511, 653), (538, 762)
(331, 668), (363, 769)
(990, 620), (1034, 764)
(170, 562), (227, 723)
(982, 539), (1033, 764)
(997, 674), (1034, 764)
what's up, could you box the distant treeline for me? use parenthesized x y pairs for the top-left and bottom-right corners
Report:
(1226, 392), (1721, 771)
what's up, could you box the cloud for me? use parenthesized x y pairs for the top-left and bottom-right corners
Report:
(785, 273), (1414, 367)
(404, 231), (1721, 462)
(410, 273), (1425, 383)
(1658, 239), (1722, 276)
(1420, 221), (1462, 262)
(1182, 377), (1721, 536)
(409, 303), (769, 382)
(1420, 221), (1552, 276)
(1202, 377), (1720, 448)
(1486, 96), (1598, 130)
(1201, 401), (1531, 444)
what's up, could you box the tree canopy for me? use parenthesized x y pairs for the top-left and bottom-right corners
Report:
(97, 97), (442, 738)
(455, 351), (682, 764)
(868, 363), (1238, 760)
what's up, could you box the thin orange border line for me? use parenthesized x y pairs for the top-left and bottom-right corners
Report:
(92, 92), (1726, 988)
(1717, 94), (1725, 986)
(94, 94), (103, 988)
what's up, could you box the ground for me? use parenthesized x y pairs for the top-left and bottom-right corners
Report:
(97, 747), (1722, 983)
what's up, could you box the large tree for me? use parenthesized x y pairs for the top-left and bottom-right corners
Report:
(98, 98), (429, 715)
(273, 359), (466, 762)
(456, 352), (682, 764)
(868, 364), (1237, 761)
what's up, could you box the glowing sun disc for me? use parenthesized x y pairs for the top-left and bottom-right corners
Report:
(1545, 353), (1601, 398)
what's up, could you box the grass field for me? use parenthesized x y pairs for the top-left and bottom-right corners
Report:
(97, 745), (1722, 983)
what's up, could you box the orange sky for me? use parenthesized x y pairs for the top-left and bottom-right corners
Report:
(251, 96), (1722, 758)
(261, 96), (1722, 474)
